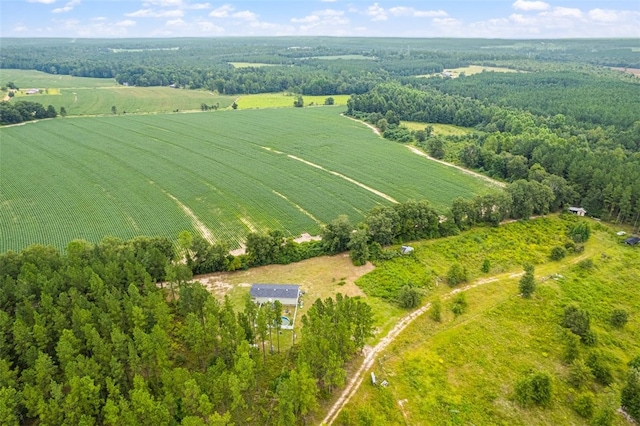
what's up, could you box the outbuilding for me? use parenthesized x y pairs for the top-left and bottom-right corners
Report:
(568, 207), (587, 216)
(624, 236), (640, 246)
(401, 245), (414, 255)
(250, 284), (300, 306)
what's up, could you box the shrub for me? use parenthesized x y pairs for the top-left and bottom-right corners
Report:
(621, 367), (640, 422)
(447, 263), (468, 286)
(397, 285), (422, 309)
(450, 293), (467, 317)
(570, 222), (591, 243)
(568, 358), (594, 389)
(519, 265), (536, 298)
(430, 298), (442, 322)
(515, 371), (553, 407)
(577, 258), (594, 270)
(573, 392), (595, 418)
(563, 304), (591, 342)
(610, 309), (628, 328)
(587, 353), (613, 386)
(481, 259), (491, 273)
(562, 332), (581, 364)
(550, 246), (567, 261)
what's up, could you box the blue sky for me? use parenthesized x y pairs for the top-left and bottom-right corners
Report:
(2, 0), (639, 38)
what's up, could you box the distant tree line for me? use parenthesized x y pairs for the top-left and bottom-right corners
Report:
(0, 100), (57, 125)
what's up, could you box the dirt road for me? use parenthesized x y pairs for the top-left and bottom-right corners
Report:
(321, 272), (519, 425)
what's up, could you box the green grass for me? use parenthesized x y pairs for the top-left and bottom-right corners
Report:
(228, 62), (280, 68)
(307, 55), (375, 60)
(15, 86), (235, 116)
(236, 93), (350, 109)
(0, 107), (495, 253)
(0, 69), (117, 88)
(341, 218), (640, 425)
(401, 121), (475, 136)
(417, 65), (522, 79)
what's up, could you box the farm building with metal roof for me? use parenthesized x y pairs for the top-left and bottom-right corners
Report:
(250, 284), (300, 306)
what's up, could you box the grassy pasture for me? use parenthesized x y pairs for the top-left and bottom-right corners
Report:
(0, 107), (494, 253)
(417, 65), (521, 78)
(228, 62), (279, 68)
(307, 55), (375, 60)
(235, 92), (350, 109)
(341, 218), (640, 425)
(16, 86), (235, 116)
(401, 121), (475, 136)
(0, 69), (116, 88)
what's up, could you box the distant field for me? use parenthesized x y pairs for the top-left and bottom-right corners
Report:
(24, 86), (234, 115)
(418, 65), (521, 78)
(308, 55), (375, 60)
(0, 69), (116, 88)
(0, 107), (495, 252)
(401, 121), (475, 136)
(236, 92), (350, 109)
(228, 62), (279, 68)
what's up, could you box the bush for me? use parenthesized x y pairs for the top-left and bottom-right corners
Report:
(550, 246), (567, 261)
(563, 304), (591, 342)
(450, 293), (467, 317)
(515, 371), (553, 407)
(397, 285), (422, 309)
(610, 309), (628, 328)
(621, 367), (640, 422)
(568, 358), (594, 389)
(481, 259), (491, 273)
(562, 332), (581, 364)
(573, 392), (595, 418)
(519, 265), (536, 298)
(430, 298), (442, 322)
(447, 263), (468, 286)
(577, 258), (594, 270)
(587, 353), (613, 386)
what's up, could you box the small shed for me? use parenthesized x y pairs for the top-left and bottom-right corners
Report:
(624, 236), (640, 246)
(250, 284), (300, 306)
(401, 245), (414, 255)
(568, 207), (587, 216)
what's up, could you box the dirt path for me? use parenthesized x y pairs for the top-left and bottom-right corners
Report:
(321, 271), (519, 425)
(339, 114), (505, 189)
(406, 146), (506, 189)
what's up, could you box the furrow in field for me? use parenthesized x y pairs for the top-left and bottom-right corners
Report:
(163, 191), (216, 244)
(271, 190), (323, 225)
(286, 154), (398, 204)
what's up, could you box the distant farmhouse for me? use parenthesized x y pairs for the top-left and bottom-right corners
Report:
(250, 284), (300, 306)
(25, 89), (39, 95)
(568, 207), (587, 216)
(624, 236), (640, 246)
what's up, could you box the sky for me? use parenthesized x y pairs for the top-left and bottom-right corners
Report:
(1, 0), (639, 39)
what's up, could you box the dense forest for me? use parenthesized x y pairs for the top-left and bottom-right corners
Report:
(346, 82), (640, 225)
(0, 236), (373, 425)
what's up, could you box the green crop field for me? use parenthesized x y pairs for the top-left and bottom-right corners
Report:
(236, 92), (350, 109)
(14, 86), (235, 116)
(0, 69), (117, 88)
(341, 217), (640, 425)
(0, 107), (495, 253)
(228, 62), (280, 68)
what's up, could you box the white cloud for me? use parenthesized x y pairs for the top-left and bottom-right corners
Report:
(388, 7), (447, 18)
(13, 23), (28, 32)
(27, 0), (56, 3)
(126, 8), (184, 18)
(321, 0), (337, 2)
(52, 0), (81, 13)
(367, 2), (387, 21)
(512, 0), (550, 11)
(541, 7), (583, 18)
(143, 0), (184, 6)
(209, 4), (234, 17)
(232, 10), (259, 21)
(115, 19), (136, 27)
(188, 3), (210, 10)
(166, 18), (186, 28)
(588, 8), (619, 22)
(197, 20), (224, 33)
